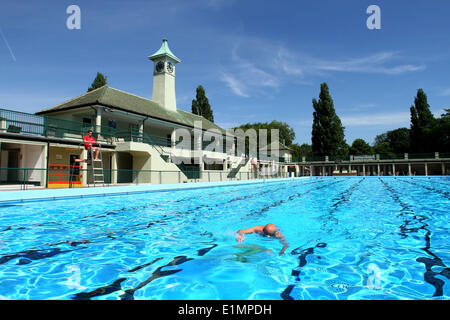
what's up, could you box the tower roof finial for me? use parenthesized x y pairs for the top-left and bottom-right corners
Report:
(148, 39), (181, 63)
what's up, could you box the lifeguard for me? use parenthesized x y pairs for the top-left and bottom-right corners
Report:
(83, 129), (100, 160)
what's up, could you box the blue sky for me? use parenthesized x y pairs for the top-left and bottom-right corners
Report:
(0, 0), (449, 145)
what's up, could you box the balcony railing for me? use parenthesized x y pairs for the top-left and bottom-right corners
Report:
(117, 128), (233, 154)
(116, 129), (172, 147)
(0, 108), (115, 142)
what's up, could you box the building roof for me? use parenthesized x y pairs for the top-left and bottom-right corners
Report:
(148, 39), (181, 63)
(35, 85), (225, 133)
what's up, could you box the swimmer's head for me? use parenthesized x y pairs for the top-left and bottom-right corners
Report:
(263, 223), (277, 237)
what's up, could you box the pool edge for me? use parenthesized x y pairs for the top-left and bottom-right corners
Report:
(0, 177), (309, 204)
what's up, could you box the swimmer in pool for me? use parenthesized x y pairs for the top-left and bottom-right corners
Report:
(235, 223), (289, 255)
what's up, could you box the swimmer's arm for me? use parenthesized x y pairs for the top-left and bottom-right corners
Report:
(236, 226), (263, 242)
(276, 232), (289, 255)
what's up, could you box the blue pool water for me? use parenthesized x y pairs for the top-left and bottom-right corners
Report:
(0, 177), (448, 300)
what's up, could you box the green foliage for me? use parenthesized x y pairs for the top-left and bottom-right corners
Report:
(428, 113), (450, 152)
(88, 72), (107, 92)
(311, 83), (347, 156)
(349, 138), (373, 155)
(290, 143), (312, 159)
(233, 120), (296, 148)
(373, 142), (394, 155)
(409, 89), (435, 152)
(374, 128), (410, 154)
(191, 85), (214, 123)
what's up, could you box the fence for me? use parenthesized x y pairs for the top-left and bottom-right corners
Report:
(0, 167), (290, 190)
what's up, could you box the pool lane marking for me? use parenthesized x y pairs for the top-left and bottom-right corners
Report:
(320, 178), (365, 234)
(0, 247), (83, 266)
(281, 242), (328, 300)
(379, 178), (450, 297)
(71, 278), (127, 300)
(246, 178), (345, 217)
(119, 255), (193, 300)
(281, 179), (365, 300)
(398, 178), (450, 200)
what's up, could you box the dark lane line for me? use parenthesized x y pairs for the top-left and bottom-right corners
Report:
(246, 179), (345, 217)
(399, 178), (450, 200)
(72, 278), (127, 300)
(280, 179), (364, 300)
(379, 178), (449, 297)
(120, 255), (193, 300)
(0, 247), (83, 266)
(320, 178), (365, 234)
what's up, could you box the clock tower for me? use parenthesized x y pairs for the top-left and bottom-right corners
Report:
(148, 39), (181, 112)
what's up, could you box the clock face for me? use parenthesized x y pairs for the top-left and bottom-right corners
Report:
(155, 61), (165, 73)
(166, 62), (174, 73)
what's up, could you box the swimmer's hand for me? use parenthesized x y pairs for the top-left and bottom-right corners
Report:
(236, 233), (244, 242)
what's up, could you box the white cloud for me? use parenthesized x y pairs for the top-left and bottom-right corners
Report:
(281, 49), (426, 76)
(341, 112), (410, 126)
(220, 38), (426, 97)
(220, 73), (249, 97)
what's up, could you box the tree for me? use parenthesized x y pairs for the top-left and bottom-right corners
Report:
(428, 109), (450, 152)
(234, 121), (296, 147)
(373, 142), (394, 155)
(409, 89), (435, 152)
(311, 83), (347, 156)
(386, 128), (410, 153)
(290, 143), (312, 159)
(88, 72), (107, 92)
(191, 85), (214, 123)
(349, 139), (373, 155)
(374, 128), (410, 154)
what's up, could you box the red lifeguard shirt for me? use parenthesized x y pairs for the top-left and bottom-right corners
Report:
(83, 135), (96, 150)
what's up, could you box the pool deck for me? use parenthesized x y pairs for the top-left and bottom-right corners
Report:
(0, 177), (307, 204)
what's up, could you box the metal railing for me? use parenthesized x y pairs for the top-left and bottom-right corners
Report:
(0, 167), (291, 190)
(0, 108), (115, 142)
(295, 152), (449, 163)
(116, 128), (233, 154)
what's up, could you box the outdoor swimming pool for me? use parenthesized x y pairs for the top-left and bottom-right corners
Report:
(0, 177), (448, 300)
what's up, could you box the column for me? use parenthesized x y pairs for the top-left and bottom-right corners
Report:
(322, 166), (325, 176)
(310, 165), (313, 177)
(442, 163), (445, 176)
(42, 144), (48, 188)
(392, 163), (396, 176)
(408, 163), (412, 176)
(81, 149), (87, 185)
(377, 164), (380, 176)
(111, 152), (118, 184)
(425, 163), (428, 176)
(95, 107), (102, 135)
(362, 164), (366, 176)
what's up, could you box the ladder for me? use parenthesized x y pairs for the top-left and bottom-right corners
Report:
(87, 145), (105, 187)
